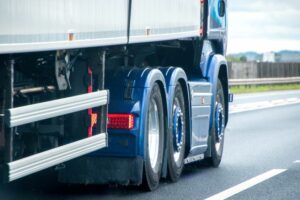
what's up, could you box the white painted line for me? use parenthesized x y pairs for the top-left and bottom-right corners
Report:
(230, 100), (300, 114)
(287, 98), (298, 102)
(234, 90), (300, 100)
(293, 160), (300, 164)
(271, 99), (285, 105)
(205, 169), (287, 200)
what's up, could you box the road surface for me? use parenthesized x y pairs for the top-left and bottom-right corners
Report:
(1, 90), (300, 200)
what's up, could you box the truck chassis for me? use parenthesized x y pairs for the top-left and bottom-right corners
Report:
(0, 0), (229, 190)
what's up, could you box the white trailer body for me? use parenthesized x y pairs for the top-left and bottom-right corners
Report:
(129, 0), (200, 43)
(0, 0), (201, 54)
(0, 0), (129, 54)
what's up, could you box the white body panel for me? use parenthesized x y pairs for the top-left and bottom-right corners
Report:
(0, 0), (201, 54)
(129, 0), (201, 43)
(0, 0), (129, 54)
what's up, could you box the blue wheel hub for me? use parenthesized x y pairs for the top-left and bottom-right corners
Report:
(215, 103), (225, 143)
(172, 106), (183, 153)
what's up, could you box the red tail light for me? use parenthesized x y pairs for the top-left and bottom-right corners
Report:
(108, 114), (134, 130)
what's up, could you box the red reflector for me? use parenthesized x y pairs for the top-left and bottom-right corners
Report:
(108, 114), (134, 130)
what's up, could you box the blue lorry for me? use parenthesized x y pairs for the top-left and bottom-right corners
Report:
(0, 0), (230, 190)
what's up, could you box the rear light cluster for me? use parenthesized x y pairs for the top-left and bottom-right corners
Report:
(87, 67), (97, 137)
(108, 114), (134, 130)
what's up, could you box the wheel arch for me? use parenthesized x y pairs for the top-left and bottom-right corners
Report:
(218, 64), (229, 125)
(107, 67), (168, 158)
(127, 68), (168, 156)
(155, 78), (169, 172)
(159, 67), (191, 177)
(136, 68), (168, 190)
(207, 54), (229, 129)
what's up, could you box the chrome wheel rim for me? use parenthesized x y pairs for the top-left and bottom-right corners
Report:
(215, 102), (225, 155)
(172, 98), (184, 166)
(148, 99), (160, 172)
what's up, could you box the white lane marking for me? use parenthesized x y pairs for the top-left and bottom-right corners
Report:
(287, 98), (298, 102)
(234, 90), (300, 100)
(293, 160), (300, 164)
(230, 98), (300, 114)
(205, 169), (287, 200)
(271, 99), (285, 105)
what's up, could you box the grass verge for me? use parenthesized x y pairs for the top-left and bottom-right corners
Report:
(229, 84), (300, 94)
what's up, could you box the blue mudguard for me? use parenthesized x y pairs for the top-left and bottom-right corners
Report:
(96, 67), (167, 158)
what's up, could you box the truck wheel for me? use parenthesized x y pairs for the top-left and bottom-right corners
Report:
(142, 83), (165, 191)
(167, 83), (186, 182)
(206, 80), (225, 167)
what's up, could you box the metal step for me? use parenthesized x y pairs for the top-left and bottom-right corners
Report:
(5, 90), (108, 127)
(7, 132), (107, 182)
(184, 154), (204, 164)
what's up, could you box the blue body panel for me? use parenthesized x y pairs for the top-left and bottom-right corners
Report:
(206, 0), (228, 54)
(200, 40), (214, 77)
(187, 80), (212, 156)
(208, 0), (227, 30)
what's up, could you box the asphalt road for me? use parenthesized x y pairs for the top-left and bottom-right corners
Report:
(1, 90), (300, 200)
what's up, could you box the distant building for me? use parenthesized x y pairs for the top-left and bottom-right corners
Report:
(278, 51), (300, 62)
(262, 52), (275, 62)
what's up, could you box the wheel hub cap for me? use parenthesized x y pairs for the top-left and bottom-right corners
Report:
(148, 99), (160, 172)
(172, 103), (184, 164)
(215, 103), (225, 153)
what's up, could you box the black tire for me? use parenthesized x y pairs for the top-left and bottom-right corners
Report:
(206, 79), (225, 167)
(167, 83), (186, 182)
(142, 83), (165, 191)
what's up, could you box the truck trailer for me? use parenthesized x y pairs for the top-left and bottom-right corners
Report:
(0, 0), (230, 190)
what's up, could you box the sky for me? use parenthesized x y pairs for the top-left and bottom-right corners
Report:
(227, 0), (300, 54)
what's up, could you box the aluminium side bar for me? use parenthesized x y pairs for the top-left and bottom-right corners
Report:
(5, 90), (108, 128)
(7, 132), (107, 182)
